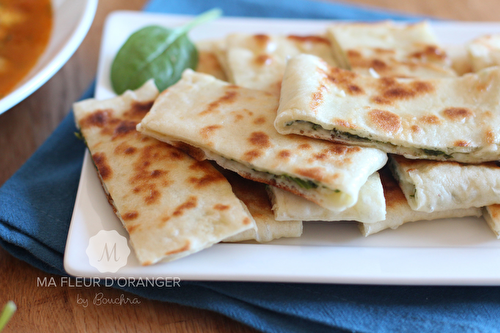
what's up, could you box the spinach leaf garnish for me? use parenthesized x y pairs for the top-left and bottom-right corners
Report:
(110, 9), (222, 94)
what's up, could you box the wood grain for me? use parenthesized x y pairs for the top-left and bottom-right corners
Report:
(0, 0), (497, 332)
(344, 0), (499, 21)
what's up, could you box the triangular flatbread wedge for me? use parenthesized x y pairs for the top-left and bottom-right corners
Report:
(73, 81), (255, 265)
(276, 54), (500, 163)
(138, 70), (387, 212)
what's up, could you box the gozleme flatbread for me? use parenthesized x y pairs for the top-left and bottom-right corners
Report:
(138, 70), (388, 212)
(221, 169), (302, 243)
(276, 54), (500, 163)
(267, 173), (385, 223)
(389, 155), (500, 213)
(218, 33), (337, 94)
(483, 205), (500, 239)
(326, 21), (456, 78)
(359, 169), (482, 236)
(73, 81), (255, 266)
(468, 34), (500, 72)
(195, 40), (228, 81)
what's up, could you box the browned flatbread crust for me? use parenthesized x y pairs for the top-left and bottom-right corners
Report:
(326, 21), (455, 78)
(216, 33), (338, 94)
(138, 70), (387, 212)
(276, 54), (500, 163)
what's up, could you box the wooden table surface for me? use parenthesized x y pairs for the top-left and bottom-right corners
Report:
(0, 0), (497, 332)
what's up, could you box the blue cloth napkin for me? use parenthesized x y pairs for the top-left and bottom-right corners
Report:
(2, 0), (500, 332)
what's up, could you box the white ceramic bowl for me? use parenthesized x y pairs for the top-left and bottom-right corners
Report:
(0, 0), (98, 115)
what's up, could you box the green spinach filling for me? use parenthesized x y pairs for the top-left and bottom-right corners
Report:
(331, 128), (370, 142)
(421, 149), (453, 159)
(288, 120), (454, 159)
(312, 124), (322, 131)
(251, 166), (341, 192)
(281, 175), (319, 190)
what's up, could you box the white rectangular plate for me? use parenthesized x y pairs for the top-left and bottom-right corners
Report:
(65, 11), (500, 285)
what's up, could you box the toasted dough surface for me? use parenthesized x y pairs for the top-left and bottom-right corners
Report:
(276, 54), (500, 163)
(327, 21), (456, 78)
(217, 33), (337, 94)
(138, 70), (387, 212)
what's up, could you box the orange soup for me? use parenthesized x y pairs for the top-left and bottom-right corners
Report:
(0, 0), (52, 98)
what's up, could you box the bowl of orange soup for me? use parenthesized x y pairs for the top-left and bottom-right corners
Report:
(0, 0), (98, 115)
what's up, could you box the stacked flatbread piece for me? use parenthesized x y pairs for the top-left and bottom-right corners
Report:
(273, 21), (500, 236)
(276, 54), (500, 163)
(214, 33), (338, 94)
(138, 70), (387, 213)
(458, 33), (500, 238)
(73, 42), (305, 266)
(139, 21), (500, 245)
(326, 21), (456, 78)
(193, 21), (500, 238)
(73, 81), (256, 266)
